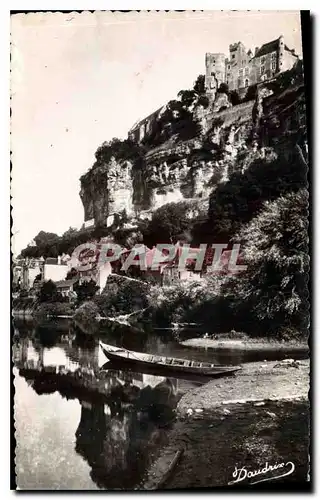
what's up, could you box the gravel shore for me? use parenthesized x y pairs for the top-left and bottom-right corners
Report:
(177, 358), (309, 415)
(142, 359), (310, 489)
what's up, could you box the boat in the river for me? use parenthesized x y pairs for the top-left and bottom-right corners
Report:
(99, 342), (241, 377)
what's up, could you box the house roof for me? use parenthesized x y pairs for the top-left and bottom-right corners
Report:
(55, 279), (78, 288)
(45, 257), (67, 266)
(45, 257), (58, 265)
(253, 38), (297, 59)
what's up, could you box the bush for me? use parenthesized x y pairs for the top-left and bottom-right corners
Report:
(243, 84), (257, 102)
(34, 302), (74, 322)
(229, 90), (241, 106)
(38, 280), (66, 303)
(218, 83), (229, 95)
(147, 276), (227, 328)
(73, 279), (99, 305)
(95, 274), (150, 316)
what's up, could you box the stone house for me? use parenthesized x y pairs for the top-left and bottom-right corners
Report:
(128, 105), (167, 143)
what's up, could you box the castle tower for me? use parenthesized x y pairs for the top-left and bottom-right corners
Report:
(205, 53), (226, 99)
(227, 41), (251, 91)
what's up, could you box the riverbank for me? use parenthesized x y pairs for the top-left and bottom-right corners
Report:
(180, 337), (309, 352)
(177, 358), (309, 415)
(142, 359), (310, 489)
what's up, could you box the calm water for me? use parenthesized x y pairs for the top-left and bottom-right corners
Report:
(13, 320), (308, 490)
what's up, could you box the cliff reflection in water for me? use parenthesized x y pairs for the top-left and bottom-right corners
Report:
(13, 332), (179, 490)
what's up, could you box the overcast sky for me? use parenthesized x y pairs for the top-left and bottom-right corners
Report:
(11, 10), (302, 254)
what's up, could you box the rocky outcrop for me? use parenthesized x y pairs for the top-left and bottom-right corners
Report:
(80, 157), (134, 224)
(212, 91), (232, 113)
(80, 64), (305, 227)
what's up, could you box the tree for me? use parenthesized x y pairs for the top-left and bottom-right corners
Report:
(177, 89), (197, 109)
(223, 189), (309, 336)
(66, 267), (78, 280)
(34, 231), (59, 248)
(62, 227), (78, 239)
(193, 74), (206, 94)
(218, 82), (229, 95)
(229, 90), (241, 106)
(38, 280), (59, 303)
(243, 84), (257, 102)
(143, 201), (200, 247)
(197, 95), (210, 108)
(73, 279), (99, 305)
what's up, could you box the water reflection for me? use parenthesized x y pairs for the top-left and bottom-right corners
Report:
(13, 323), (186, 490)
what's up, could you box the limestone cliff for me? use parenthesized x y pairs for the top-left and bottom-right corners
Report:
(80, 157), (134, 224)
(79, 62), (306, 228)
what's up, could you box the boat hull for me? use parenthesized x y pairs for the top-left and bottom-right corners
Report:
(100, 343), (241, 378)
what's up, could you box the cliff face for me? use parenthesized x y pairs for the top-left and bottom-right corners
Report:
(80, 158), (134, 224)
(80, 63), (306, 227)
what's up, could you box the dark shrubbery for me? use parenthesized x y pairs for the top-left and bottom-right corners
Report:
(222, 189), (309, 337)
(73, 279), (99, 306)
(95, 274), (150, 317)
(38, 280), (68, 303)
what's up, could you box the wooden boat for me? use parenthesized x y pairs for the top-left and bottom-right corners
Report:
(100, 342), (241, 377)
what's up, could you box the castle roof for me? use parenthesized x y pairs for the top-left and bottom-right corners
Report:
(253, 38), (297, 58)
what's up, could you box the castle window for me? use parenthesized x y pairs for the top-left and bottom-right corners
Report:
(239, 68), (244, 77)
(213, 59), (216, 64)
(245, 79), (249, 87)
(271, 61), (276, 71)
(271, 52), (276, 60)
(228, 65), (231, 70)
(245, 67), (249, 75)
(232, 54), (235, 59)
(261, 57), (266, 65)
(260, 65), (265, 75)
(211, 72), (215, 76)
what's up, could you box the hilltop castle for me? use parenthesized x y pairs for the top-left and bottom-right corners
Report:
(205, 35), (298, 100)
(129, 35), (298, 143)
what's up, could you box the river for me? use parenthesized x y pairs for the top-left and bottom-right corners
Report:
(13, 319), (309, 490)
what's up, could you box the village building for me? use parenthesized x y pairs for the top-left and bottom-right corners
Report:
(13, 256), (70, 290)
(55, 279), (78, 298)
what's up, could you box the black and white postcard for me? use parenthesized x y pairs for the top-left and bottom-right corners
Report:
(11, 10), (310, 491)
